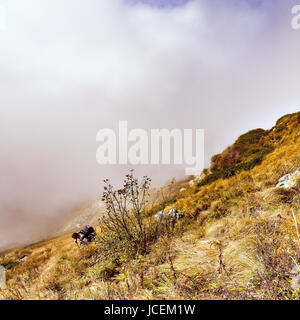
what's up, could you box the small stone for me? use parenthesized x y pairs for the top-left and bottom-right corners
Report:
(291, 273), (300, 290)
(189, 180), (195, 187)
(290, 265), (300, 275)
(0, 265), (6, 290)
(17, 255), (28, 263)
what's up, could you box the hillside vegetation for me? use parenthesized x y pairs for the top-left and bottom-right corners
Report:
(1, 111), (300, 300)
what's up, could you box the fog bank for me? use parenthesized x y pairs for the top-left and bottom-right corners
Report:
(0, 0), (300, 249)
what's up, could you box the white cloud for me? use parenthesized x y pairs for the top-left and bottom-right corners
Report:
(0, 0), (299, 249)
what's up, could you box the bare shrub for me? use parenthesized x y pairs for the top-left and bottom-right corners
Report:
(97, 171), (160, 258)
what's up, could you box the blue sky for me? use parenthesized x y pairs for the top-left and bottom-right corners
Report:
(126, 0), (192, 7)
(126, 0), (266, 9)
(127, 0), (263, 8)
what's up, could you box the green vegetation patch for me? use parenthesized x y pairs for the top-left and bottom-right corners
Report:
(198, 145), (275, 188)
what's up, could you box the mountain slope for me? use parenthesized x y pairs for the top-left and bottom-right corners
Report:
(1, 111), (300, 300)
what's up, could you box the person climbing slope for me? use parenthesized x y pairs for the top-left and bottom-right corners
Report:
(72, 225), (96, 247)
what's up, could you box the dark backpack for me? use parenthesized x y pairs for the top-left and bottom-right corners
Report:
(80, 225), (96, 243)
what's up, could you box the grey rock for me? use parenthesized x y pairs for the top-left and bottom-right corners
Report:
(17, 255), (28, 263)
(290, 265), (300, 276)
(291, 273), (300, 290)
(154, 209), (185, 222)
(276, 170), (300, 189)
(0, 265), (6, 290)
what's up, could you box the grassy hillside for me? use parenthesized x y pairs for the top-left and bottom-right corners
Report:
(1, 111), (300, 300)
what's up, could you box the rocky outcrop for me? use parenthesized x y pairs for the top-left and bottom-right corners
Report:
(189, 170), (208, 187)
(0, 265), (6, 290)
(290, 265), (300, 290)
(276, 170), (300, 189)
(154, 209), (185, 222)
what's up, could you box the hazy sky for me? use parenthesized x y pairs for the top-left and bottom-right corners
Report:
(0, 0), (300, 249)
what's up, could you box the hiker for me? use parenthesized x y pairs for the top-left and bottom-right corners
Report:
(72, 225), (96, 247)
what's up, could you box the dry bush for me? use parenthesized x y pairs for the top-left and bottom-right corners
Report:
(97, 171), (167, 261)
